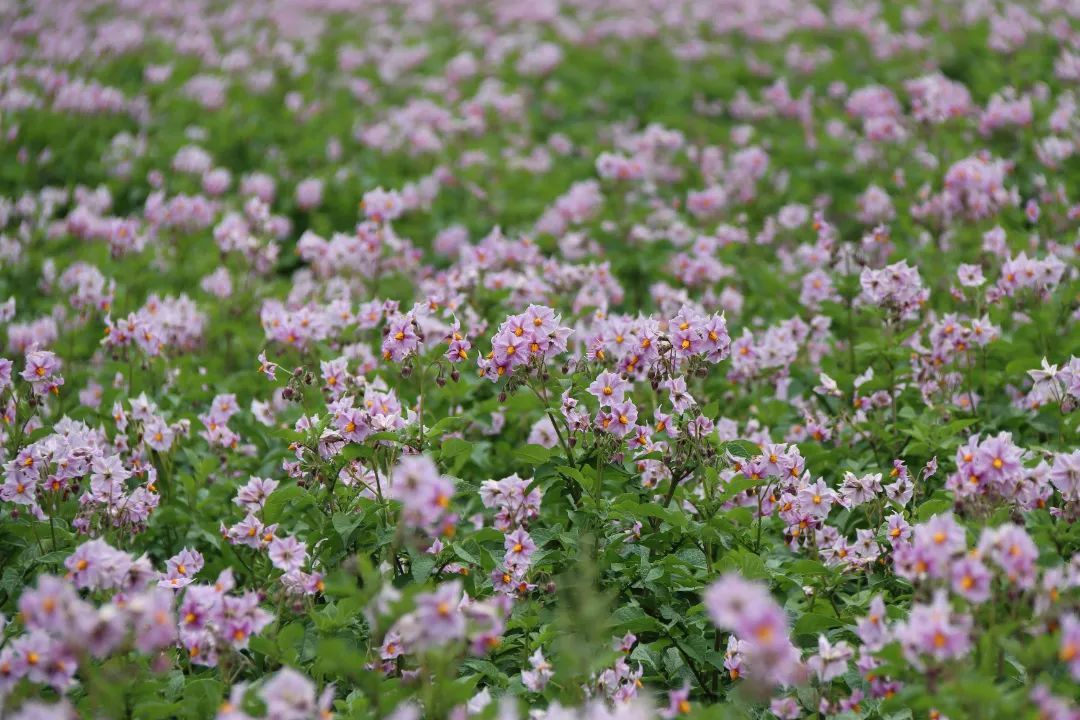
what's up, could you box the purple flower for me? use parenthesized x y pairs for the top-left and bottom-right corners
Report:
(1060, 614), (1080, 680)
(807, 635), (853, 681)
(769, 697), (801, 719)
(257, 351), (278, 380)
(379, 630), (404, 660)
(523, 305), (559, 335)
(333, 404), (372, 443)
(234, 476), (279, 512)
(268, 535), (308, 573)
(856, 595), (890, 651)
(1, 468), (38, 507)
(521, 648), (553, 692)
(978, 524), (1038, 589)
(21, 350), (61, 384)
(446, 337), (471, 364)
(143, 416), (174, 451)
(65, 539), (134, 591)
(390, 454), (456, 534)
(704, 574), (773, 629)
(412, 581), (466, 647)
(973, 432), (1023, 483)
(0, 358), (12, 392)
(381, 314), (420, 362)
(914, 513), (967, 557)
(950, 557), (992, 603)
(606, 400), (638, 438)
(733, 602), (791, 655)
(588, 371), (630, 406)
(226, 515), (265, 549)
(839, 471), (881, 507)
(18, 575), (76, 634)
(127, 588), (178, 653)
(259, 667), (317, 720)
(21, 350), (63, 396)
(895, 590), (972, 667)
(704, 573), (803, 688)
(491, 567), (517, 595)
(885, 513), (911, 547)
(893, 541), (942, 582)
(491, 331), (527, 368)
(8, 700), (77, 720)
(362, 187), (404, 224)
(795, 478), (836, 518)
(700, 314), (731, 362)
(13, 631), (73, 690)
(503, 528), (536, 570)
(160, 548), (204, 589)
(660, 684), (691, 717)
(178, 585), (220, 636)
(1050, 450), (1080, 501)
(295, 178), (324, 211)
(664, 376), (696, 414)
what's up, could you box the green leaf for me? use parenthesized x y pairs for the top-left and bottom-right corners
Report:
(515, 443), (553, 465)
(341, 444), (373, 461)
(133, 702), (184, 720)
(428, 416), (467, 437)
(915, 495), (953, 522)
(277, 622), (306, 664)
(719, 439), (761, 459)
(183, 678), (223, 719)
(452, 543), (480, 565)
(263, 484), (315, 523)
(715, 548), (767, 580)
(441, 437), (473, 461)
(793, 612), (844, 635)
(674, 547), (708, 571)
(313, 638), (366, 680)
(411, 551), (436, 583)
(610, 605), (664, 633)
(786, 559), (832, 577)
(332, 511), (363, 541)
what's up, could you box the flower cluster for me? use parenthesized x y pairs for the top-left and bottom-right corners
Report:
(479, 305), (572, 380)
(704, 574), (803, 689)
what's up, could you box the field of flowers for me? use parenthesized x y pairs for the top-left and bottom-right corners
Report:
(1, 0), (1080, 718)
